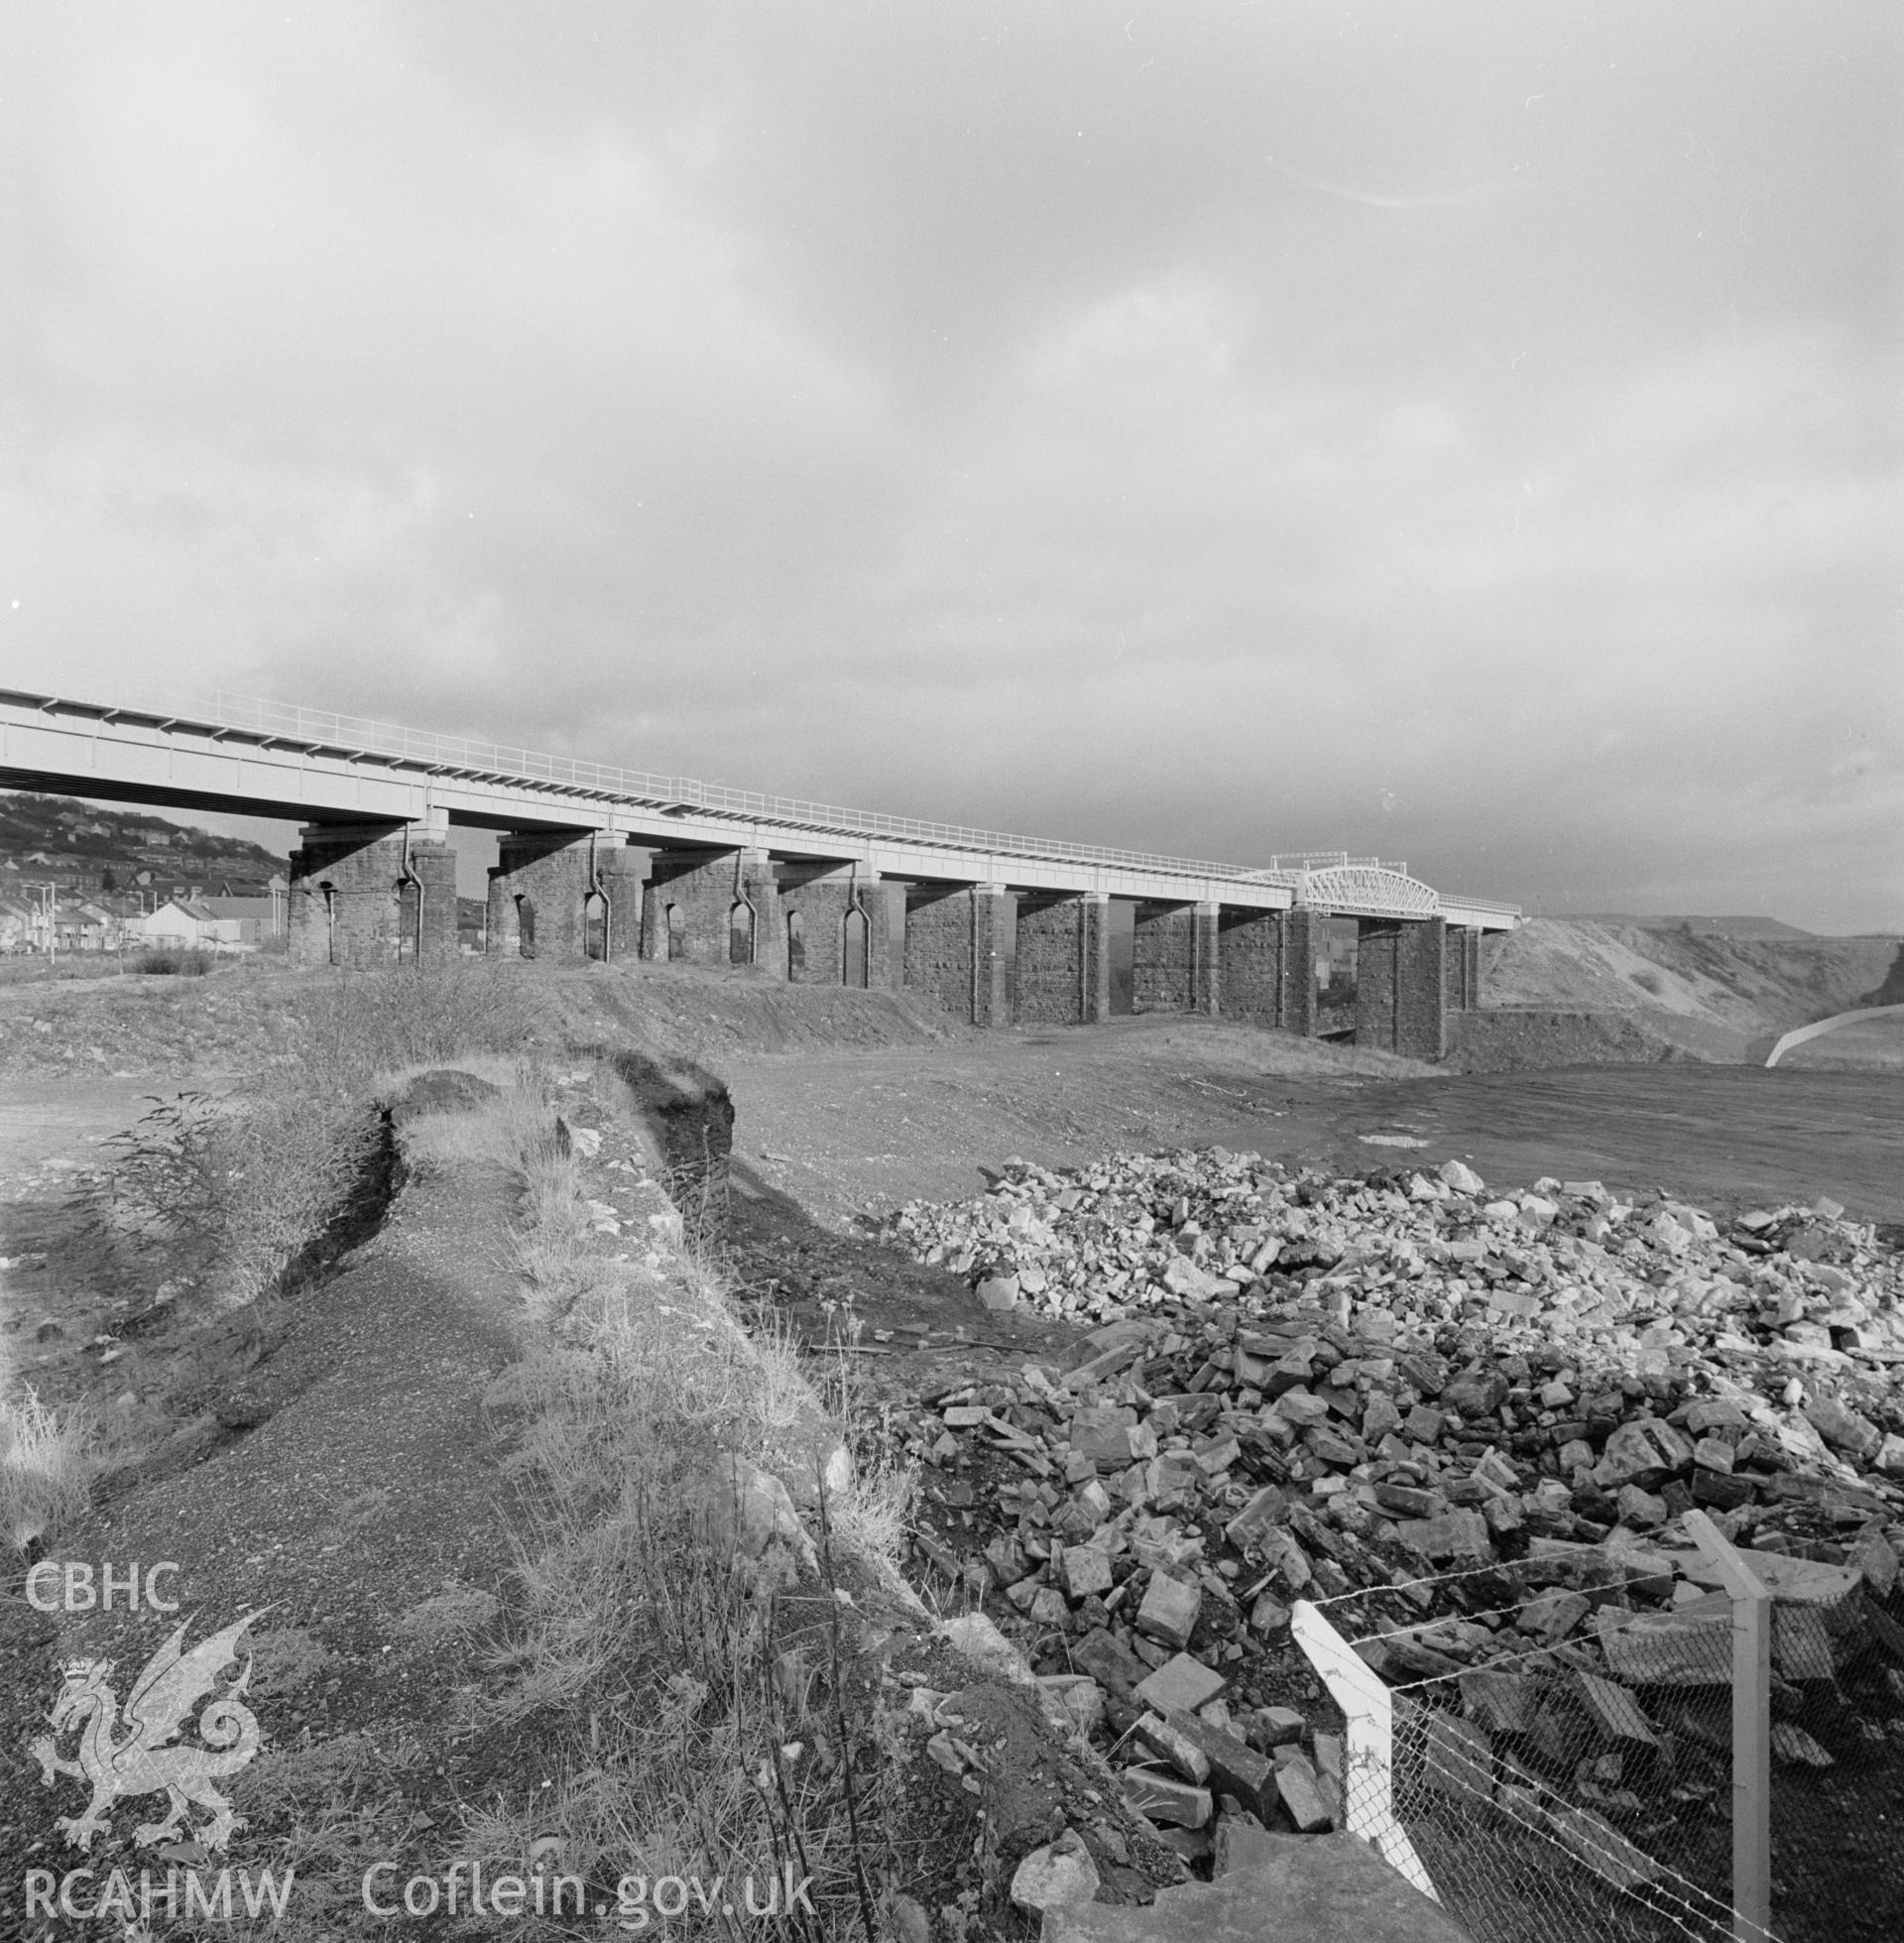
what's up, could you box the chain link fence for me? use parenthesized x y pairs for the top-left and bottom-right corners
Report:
(1292, 1514), (1904, 1943)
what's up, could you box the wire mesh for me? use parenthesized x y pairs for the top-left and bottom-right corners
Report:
(1302, 1565), (1762, 1943)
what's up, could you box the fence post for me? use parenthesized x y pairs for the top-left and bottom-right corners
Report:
(1685, 1510), (1772, 1942)
(1290, 1599), (1440, 1901)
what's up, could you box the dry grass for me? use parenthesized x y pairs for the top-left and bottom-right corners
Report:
(290, 962), (535, 1089)
(0, 1389), (97, 1553)
(454, 1069), (915, 1938)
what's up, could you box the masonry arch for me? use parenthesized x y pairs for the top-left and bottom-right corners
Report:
(584, 889), (608, 961)
(842, 903), (869, 989)
(665, 903), (686, 960)
(319, 881), (337, 965)
(785, 909), (806, 980)
(729, 899), (756, 966)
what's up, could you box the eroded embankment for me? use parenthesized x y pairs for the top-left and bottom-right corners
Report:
(1, 1057), (1197, 1943)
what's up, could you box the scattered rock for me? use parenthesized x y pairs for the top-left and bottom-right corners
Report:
(1010, 1830), (1101, 1913)
(875, 1149), (1904, 1872)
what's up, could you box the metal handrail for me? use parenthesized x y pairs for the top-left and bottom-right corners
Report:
(5, 674), (1521, 915)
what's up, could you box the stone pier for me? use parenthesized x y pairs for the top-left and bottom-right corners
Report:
(641, 848), (781, 968)
(1218, 907), (1286, 1025)
(288, 819), (457, 969)
(1130, 903), (1193, 1013)
(1281, 907), (1320, 1038)
(1193, 902), (1221, 1016)
(1015, 892), (1111, 1024)
(903, 883), (1012, 1025)
(776, 864), (893, 988)
(487, 831), (645, 960)
(1356, 915), (1447, 1060)
(1445, 924), (1484, 1012)
(1130, 902), (1221, 1016)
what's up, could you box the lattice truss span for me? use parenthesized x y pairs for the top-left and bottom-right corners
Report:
(1297, 864), (1442, 921)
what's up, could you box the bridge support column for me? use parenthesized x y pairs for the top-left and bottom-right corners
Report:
(1356, 915), (1446, 1059)
(1131, 903), (1194, 1013)
(1445, 924), (1483, 1011)
(288, 820), (457, 969)
(1218, 907), (1285, 1024)
(1282, 908), (1320, 1037)
(902, 883), (1012, 1025)
(641, 848), (781, 970)
(776, 865), (892, 988)
(1015, 892), (1111, 1024)
(487, 832), (644, 961)
(1398, 916), (1448, 1060)
(1193, 903), (1221, 1016)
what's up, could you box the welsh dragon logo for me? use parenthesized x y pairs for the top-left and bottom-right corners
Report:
(30, 1609), (269, 1853)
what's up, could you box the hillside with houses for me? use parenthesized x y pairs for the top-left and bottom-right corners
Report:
(0, 792), (290, 955)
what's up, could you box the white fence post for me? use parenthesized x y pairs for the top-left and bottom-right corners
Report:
(1685, 1510), (1772, 1943)
(1291, 1599), (1441, 1901)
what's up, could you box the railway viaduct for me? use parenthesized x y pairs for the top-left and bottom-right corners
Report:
(0, 680), (1518, 1059)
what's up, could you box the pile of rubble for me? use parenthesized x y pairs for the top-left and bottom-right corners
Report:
(879, 1150), (1904, 1874)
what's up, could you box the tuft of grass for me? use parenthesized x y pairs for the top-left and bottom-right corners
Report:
(133, 946), (214, 976)
(0, 1389), (97, 1554)
(291, 963), (534, 1090)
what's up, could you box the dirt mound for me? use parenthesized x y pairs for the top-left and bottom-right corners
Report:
(1482, 919), (1899, 1062)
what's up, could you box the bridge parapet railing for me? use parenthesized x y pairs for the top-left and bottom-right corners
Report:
(4, 678), (1287, 887)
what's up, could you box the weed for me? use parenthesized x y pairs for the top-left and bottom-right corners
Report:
(133, 947), (213, 976)
(0, 1389), (97, 1553)
(291, 964), (535, 1089)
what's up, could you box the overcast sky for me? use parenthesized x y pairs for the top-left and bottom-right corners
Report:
(3, 4), (1898, 930)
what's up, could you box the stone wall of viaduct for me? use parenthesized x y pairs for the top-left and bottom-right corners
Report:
(287, 826), (1482, 1055)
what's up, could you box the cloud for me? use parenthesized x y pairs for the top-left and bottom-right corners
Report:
(1, 3), (1898, 932)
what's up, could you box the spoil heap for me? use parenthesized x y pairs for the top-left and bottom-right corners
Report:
(878, 1151), (1904, 1885)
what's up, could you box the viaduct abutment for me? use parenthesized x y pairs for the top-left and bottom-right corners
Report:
(283, 816), (1487, 1056)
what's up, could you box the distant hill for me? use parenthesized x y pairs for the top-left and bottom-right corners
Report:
(1567, 913), (1817, 939)
(0, 791), (289, 899)
(1485, 916), (1900, 1061)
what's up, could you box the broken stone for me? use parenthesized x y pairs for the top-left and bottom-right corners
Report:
(1133, 1713), (1212, 1785)
(977, 1275), (1020, 1311)
(1160, 1710), (1276, 1820)
(1037, 1674), (1106, 1739)
(1134, 1652), (1227, 1717)
(1395, 1510), (1492, 1562)
(1011, 1830), (1101, 1914)
(1272, 1756), (1333, 1833)
(1803, 1394), (1882, 1461)
(1121, 1766), (1212, 1829)
(1421, 1713), (1493, 1803)
(1516, 1589), (1590, 1646)
(1252, 1706), (1305, 1749)
(1072, 1628), (1148, 1697)
(1595, 1418), (1695, 1490)
(1575, 1671), (1656, 1745)
(1062, 1545), (1116, 1601)
(1135, 1572), (1203, 1651)
(1548, 1806), (1662, 1891)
